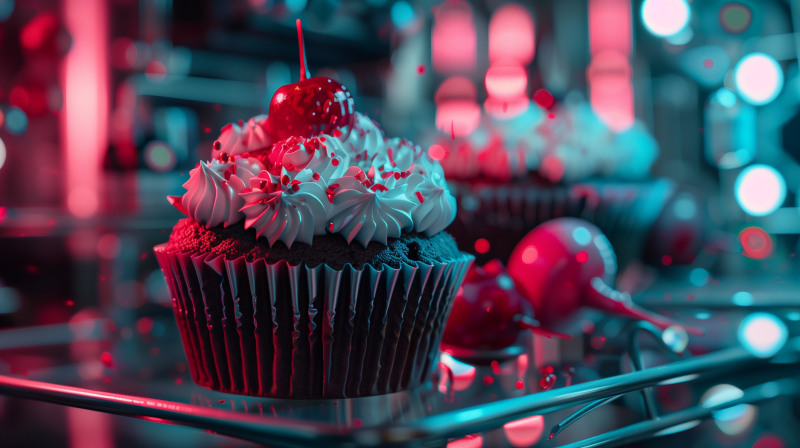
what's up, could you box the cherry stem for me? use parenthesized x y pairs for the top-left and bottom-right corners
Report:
(296, 19), (310, 81)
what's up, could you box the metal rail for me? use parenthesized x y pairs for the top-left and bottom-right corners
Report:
(0, 343), (781, 447)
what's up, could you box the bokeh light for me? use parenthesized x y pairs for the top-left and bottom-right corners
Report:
(0, 287), (21, 314)
(144, 141), (177, 172)
(689, 268), (709, 286)
(662, 325), (689, 353)
(503, 415), (544, 447)
(738, 227), (773, 259)
(732, 291), (753, 306)
(521, 246), (538, 264)
(391, 1), (416, 29)
(0, 0), (13, 22)
(0, 137), (6, 171)
(428, 144), (446, 161)
(702, 384), (756, 436)
(719, 3), (751, 33)
(715, 88), (737, 108)
(5, 107), (28, 135)
(572, 227), (592, 246)
(738, 313), (788, 358)
(474, 238), (490, 254)
(734, 53), (783, 106)
(641, 0), (690, 37)
(734, 165), (785, 216)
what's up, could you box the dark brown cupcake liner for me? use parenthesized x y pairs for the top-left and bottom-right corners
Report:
(154, 243), (473, 399)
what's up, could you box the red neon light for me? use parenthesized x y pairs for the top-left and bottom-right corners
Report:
(489, 4), (535, 65)
(587, 51), (634, 131)
(436, 76), (480, 137)
(62, 0), (109, 217)
(588, 0), (632, 56)
(432, 0), (476, 74)
(485, 66), (527, 99)
(587, 0), (634, 131)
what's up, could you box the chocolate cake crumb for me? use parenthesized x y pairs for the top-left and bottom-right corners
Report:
(165, 218), (461, 270)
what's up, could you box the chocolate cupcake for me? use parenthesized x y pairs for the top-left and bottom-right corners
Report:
(155, 52), (473, 398)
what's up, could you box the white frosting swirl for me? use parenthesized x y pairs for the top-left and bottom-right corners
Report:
(328, 177), (415, 247)
(171, 112), (458, 247)
(180, 157), (264, 228)
(235, 171), (331, 248)
(211, 115), (272, 159)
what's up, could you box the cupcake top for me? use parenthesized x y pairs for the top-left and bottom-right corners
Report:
(170, 111), (457, 249)
(431, 94), (658, 183)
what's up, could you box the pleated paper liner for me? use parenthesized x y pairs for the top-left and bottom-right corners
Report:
(154, 244), (474, 399)
(447, 178), (675, 266)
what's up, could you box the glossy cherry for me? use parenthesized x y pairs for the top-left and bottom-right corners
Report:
(266, 20), (355, 142)
(442, 260), (569, 352)
(507, 218), (704, 336)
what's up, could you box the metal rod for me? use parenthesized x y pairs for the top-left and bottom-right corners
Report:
(0, 345), (777, 447)
(376, 345), (763, 444)
(0, 375), (348, 448)
(553, 378), (799, 448)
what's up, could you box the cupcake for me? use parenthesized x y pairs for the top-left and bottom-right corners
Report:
(425, 93), (668, 268)
(154, 40), (473, 399)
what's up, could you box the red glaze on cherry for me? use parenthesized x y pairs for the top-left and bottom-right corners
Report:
(507, 218), (704, 336)
(266, 20), (355, 142)
(442, 260), (569, 352)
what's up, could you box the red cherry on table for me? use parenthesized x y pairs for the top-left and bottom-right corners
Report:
(441, 260), (569, 355)
(266, 20), (355, 142)
(507, 218), (704, 336)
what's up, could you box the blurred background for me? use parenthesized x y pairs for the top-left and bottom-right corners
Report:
(1, 0), (800, 447)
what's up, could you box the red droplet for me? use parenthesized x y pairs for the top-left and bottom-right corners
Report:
(576, 251), (588, 263)
(312, 172), (320, 181)
(417, 64), (426, 75)
(516, 380), (524, 390)
(483, 375), (494, 385)
(533, 89), (555, 109)
(213, 140), (221, 150)
(100, 352), (115, 369)
(332, 158), (339, 166)
(475, 238), (490, 254)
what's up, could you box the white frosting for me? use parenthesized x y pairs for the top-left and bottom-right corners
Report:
(212, 115), (272, 159)
(180, 158), (264, 228)
(328, 177), (415, 247)
(235, 171), (331, 248)
(172, 112), (458, 248)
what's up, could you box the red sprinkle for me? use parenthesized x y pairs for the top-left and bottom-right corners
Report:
(415, 191), (424, 203)
(394, 172), (400, 180)
(312, 173), (320, 181)
(213, 140), (221, 150)
(333, 129), (342, 137)
(371, 184), (388, 192)
(329, 223), (334, 231)
(332, 158), (339, 166)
